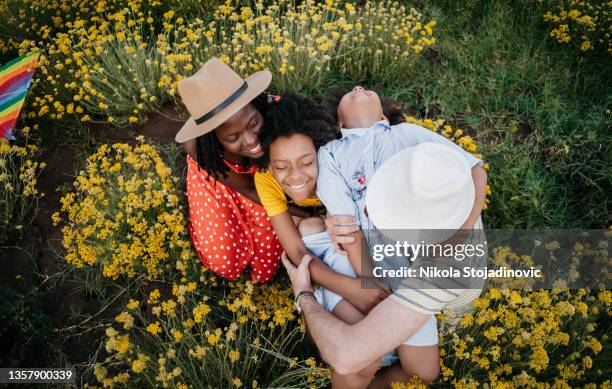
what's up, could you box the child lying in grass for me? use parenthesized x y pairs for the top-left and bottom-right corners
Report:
(254, 92), (440, 383)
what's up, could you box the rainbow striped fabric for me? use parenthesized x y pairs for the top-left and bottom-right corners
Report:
(0, 52), (39, 140)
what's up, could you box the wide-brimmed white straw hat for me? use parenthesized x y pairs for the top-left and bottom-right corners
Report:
(175, 57), (272, 143)
(366, 142), (475, 239)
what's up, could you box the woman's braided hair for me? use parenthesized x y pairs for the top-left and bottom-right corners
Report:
(195, 92), (270, 181)
(256, 92), (340, 169)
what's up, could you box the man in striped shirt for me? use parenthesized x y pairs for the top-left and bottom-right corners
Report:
(282, 87), (488, 388)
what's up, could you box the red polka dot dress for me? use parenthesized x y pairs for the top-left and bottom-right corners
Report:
(185, 155), (283, 282)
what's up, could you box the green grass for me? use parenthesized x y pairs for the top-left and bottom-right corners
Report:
(0, 246), (58, 368)
(386, 0), (611, 228)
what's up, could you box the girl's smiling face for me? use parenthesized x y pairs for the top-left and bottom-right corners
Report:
(268, 133), (318, 202)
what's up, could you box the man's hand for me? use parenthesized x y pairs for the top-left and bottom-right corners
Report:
(281, 252), (314, 296)
(325, 214), (359, 255)
(344, 278), (390, 313)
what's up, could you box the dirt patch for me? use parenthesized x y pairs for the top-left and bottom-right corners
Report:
(0, 246), (35, 294)
(34, 145), (79, 275)
(138, 111), (184, 145)
(452, 117), (479, 138)
(89, 107), (185, 146)
(514, 121), (534, 141)
(423, 47), (442, 64)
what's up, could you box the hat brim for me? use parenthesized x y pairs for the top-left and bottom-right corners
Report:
(174, 70), (272, 143)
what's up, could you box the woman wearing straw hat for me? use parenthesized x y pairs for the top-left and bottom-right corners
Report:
(175, 58), (389, 309)
(176, 57), (280, 283)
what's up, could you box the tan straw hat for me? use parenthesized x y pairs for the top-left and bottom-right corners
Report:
(175, 57), (272, 143)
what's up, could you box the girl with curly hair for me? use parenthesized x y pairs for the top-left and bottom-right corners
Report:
(175, 59), (388, 317)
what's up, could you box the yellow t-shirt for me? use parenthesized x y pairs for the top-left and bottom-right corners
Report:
(254, 170), (322, 217)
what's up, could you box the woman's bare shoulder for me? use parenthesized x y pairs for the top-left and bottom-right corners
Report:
(182, 139), (197, 160)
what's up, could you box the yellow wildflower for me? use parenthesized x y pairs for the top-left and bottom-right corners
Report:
(146, 321), (162, 335)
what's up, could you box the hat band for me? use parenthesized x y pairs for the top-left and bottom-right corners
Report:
(194, 81), (248, 125)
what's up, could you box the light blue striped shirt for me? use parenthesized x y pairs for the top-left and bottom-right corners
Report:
(316, 120), (483, 229)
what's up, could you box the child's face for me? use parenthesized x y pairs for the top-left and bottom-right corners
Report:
(268, 133), (318, 202)
(337, 86), (384, 129)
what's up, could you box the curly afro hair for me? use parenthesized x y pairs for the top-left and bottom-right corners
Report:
(256, 92), (340, 169)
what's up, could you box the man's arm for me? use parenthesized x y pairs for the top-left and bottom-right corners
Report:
(301, 295), (429, 374)
(282, 255), (429, 375)
(460, 165), (487, 229)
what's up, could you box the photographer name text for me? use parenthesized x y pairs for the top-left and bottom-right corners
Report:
(372, 266), (543, 279)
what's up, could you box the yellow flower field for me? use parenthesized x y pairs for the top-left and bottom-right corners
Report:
(0, 0), (609, 388)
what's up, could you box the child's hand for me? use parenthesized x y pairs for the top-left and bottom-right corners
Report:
(281, 252), (314, 297)
(325, 214), (359, 255)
